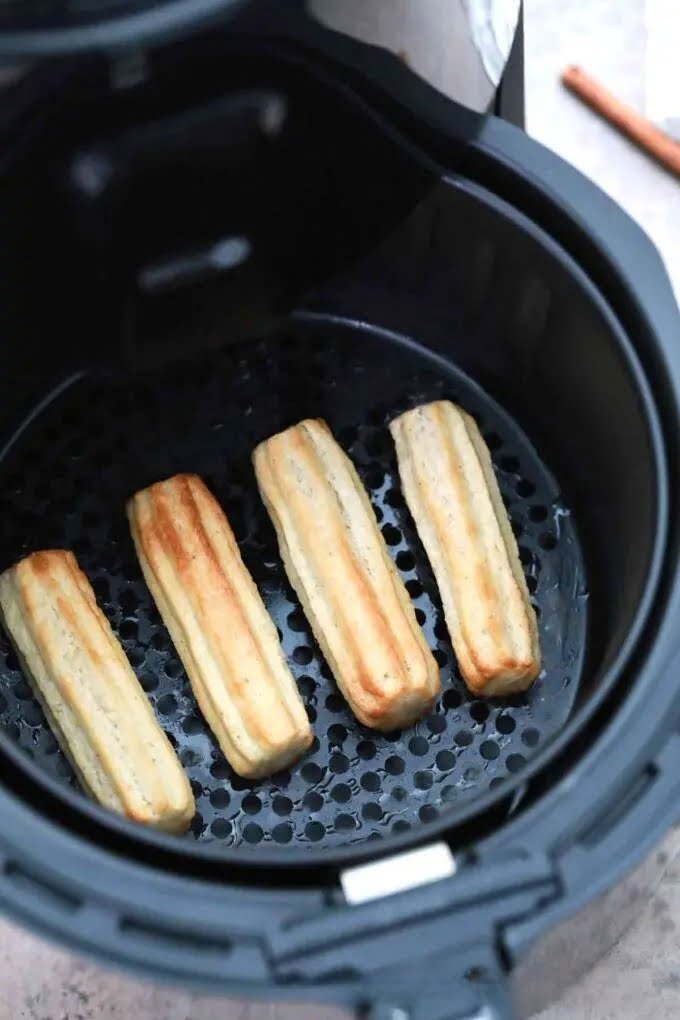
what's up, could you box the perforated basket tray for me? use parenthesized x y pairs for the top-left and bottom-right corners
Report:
(0, 320), (587, 853)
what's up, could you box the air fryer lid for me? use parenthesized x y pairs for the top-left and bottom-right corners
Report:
(0, 0), (249, 55)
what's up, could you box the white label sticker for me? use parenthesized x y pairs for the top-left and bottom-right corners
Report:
(341, 842), (456, 906)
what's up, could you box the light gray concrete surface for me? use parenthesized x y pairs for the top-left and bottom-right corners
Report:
(531, 831), (680, 1020)
(525, 0), (680, 299)
(1, 2), (679, 1019)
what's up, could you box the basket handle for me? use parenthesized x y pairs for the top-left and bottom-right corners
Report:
(268, 845), (555, 1020)
(363, 975), (514, 1020)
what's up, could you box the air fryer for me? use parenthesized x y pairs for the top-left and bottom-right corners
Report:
(0, 4), (678, 1020)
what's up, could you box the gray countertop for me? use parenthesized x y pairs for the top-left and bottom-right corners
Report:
(526, 0), (679, 300)
(2, 2), (679, 1018)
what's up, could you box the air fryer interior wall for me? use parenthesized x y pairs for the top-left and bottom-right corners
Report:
(307, 178), (660, 695)
(0, 173), (661, 863)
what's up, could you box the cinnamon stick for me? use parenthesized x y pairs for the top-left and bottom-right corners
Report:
(561, 64), (680, 178)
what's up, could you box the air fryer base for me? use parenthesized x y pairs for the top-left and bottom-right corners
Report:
(0, 25), (677, 1013)
(2, 832), (675, 1019)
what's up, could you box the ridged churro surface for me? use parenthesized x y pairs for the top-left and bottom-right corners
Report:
(390, 401), (540, 696)
(128, 473), (312, 778)
(253, 419), (440, 730)
(0, 550), (194, 831)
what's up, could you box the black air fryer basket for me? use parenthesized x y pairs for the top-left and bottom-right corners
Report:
(0, 7), (678, 1020)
